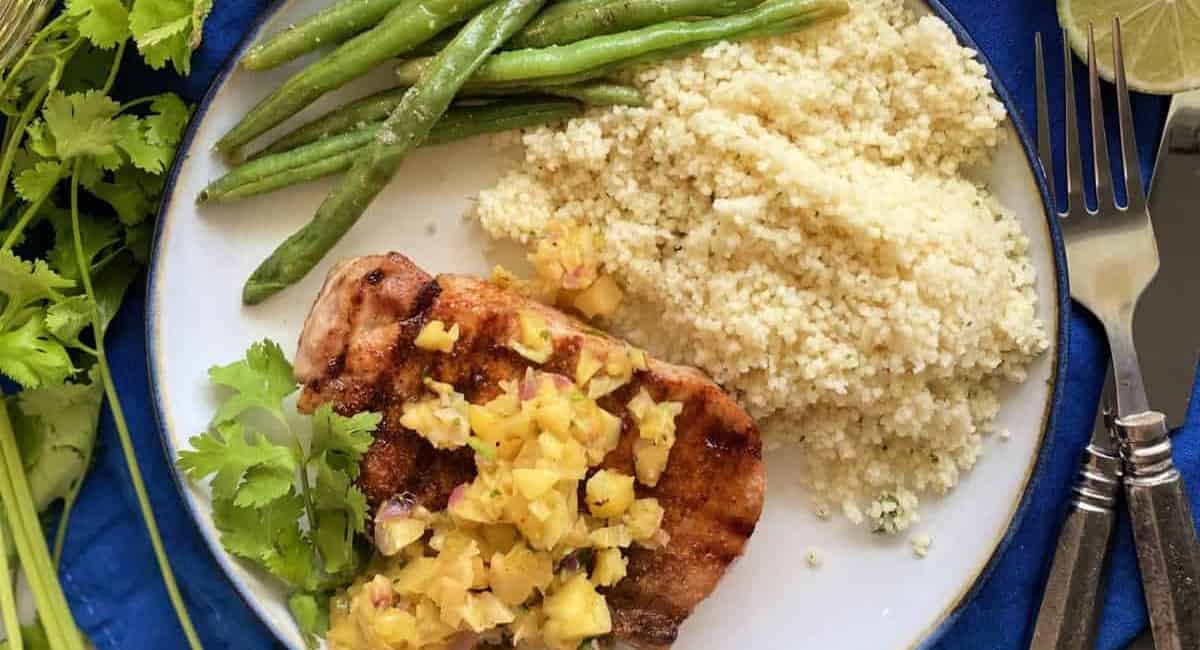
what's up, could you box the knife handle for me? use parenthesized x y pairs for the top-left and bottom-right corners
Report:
(1119, 411), (1200, 650)
(1029, 443), (1121, 650)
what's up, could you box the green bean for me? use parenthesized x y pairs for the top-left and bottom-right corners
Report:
(241, 0), (408, 70)
(412, 0), (767, 56)
(510, 0), (765, 48)
(243, 0), (549, 305)
(255, 81), (637, 157)
(487, 81), (644, 105)
(203, 130), (379, 201)
(254, 88), (409, 157)
(393, 0), (847, 86)
(203, 100), (583, 202)
(216, 0), (495, 156)
(474, 16), (819, 88)
(213, 152), (363, 202)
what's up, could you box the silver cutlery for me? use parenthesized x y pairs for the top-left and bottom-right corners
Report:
(1033, 19), (1200, 650)
(1138, 89), (1200, 427)
(1029, 32), (1123, 649)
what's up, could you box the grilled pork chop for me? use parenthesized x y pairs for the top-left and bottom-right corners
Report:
(295, 253), (765, 648)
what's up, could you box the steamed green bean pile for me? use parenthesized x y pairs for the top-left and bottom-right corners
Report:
(211, 0), (849, 303)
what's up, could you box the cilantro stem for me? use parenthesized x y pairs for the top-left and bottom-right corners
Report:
(101, 41), (126, 95)
(0, 401), (83, 650)
(297, 446), (320, 549)
(1, 192), (49, 252)
(68, 166), (204, 650)
(0, 84), (50, 214)
(0, 522), (22, 650)
(51, 436), (93, 568)
(118, 96), (157, 114)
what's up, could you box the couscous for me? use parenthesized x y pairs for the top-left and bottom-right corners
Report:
(475, 0), (1048, 531)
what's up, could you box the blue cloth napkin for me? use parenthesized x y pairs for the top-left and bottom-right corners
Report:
(65, 1), (1183, 649)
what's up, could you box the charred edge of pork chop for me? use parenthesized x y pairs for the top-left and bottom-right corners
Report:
(295, 253), (766, 648)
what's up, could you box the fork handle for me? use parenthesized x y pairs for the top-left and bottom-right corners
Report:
(1030, 444), (1120, 650)
(1119, 411), (1200, 650)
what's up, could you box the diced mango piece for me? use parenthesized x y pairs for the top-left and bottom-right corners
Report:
(573, 274), (623, 319)
(625, 498), (665, 543)
(371, 608), (419, 647)
(588, 525), (633, 549)
(460, 591), (515, 633)
(375, 517), (427, 557)
(513, 468), (559, 500)
(393, 557), (437, 595)
(591, 548), (627, 587)
(489, 544), (554, 606)
(510, 309), (553, 363)
(400, 381), (471, 449)
(634, 438), (671, 487)
(627, 388), (656, 419)
(585, 470), (636, 519)
(542, 574), (612, 642)
(535, 397), (573, 438)
(414, 320), (460, 353)
(575, 347), (605, 386)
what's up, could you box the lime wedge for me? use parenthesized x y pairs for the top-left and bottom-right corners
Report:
(1058, 0), (1200, 94)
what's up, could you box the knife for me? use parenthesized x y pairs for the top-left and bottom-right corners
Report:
(1137, 90), (1200, 427)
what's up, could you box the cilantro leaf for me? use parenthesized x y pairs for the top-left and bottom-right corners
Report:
(310, 404), (378, 478)
(311, 456), (368, 575)
(177, 421), (296, 504)
(212, 492), (321, 592)
(10, 373), (103, 511)
(112, 115), (173, 174)
(265, 525), (321, 591)
(287, 592), (329, 650)
(130, 0), (207, 75)
(208, 339), (297, 425)
(145, 94), (192, 147)
(124, 222), (153, 262)
(212, 492), (303, 559)
(87, 166), (159, 226)
(0, 316), (76, 389)
(47, 207), (121, 282)
(66, 0), (132, 49)
(42, 90), (121, 162)
(45, 295), (94, 348)
(234, 465), (296, 508)
(0, 250), (74, 319)
(24, 121), (56, 159)
(92, 256), (138, 334)
(14, 161), (62, 202)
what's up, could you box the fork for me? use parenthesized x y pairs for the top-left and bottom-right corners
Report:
(0, 0), (52, 73)
(1033, 18), (1200, 650)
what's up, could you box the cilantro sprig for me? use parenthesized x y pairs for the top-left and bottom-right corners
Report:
(179, 340), (381, 648)
(0, 2), (213, 650)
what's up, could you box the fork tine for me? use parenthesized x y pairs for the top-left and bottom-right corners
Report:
(1087, 24), (1115, 212)
(1062, 30), (1087, 215)
(1035, 33), (1057, 212)
(1111, 17), (1146, 211)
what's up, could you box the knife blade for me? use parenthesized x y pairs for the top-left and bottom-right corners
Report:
(1137, 90), (1200, 427)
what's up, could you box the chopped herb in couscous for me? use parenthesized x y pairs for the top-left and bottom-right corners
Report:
(475, 0), (1048, 531)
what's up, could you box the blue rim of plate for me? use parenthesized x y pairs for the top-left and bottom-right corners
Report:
(145, 1), (1070, 647)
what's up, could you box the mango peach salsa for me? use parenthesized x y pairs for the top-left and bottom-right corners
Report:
(329, 314), (680, 650)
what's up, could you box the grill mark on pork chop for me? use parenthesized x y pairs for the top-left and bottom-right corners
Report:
(294, 254), (765, 649)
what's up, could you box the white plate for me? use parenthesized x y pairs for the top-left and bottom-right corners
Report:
(147, 1), (1066, 647)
